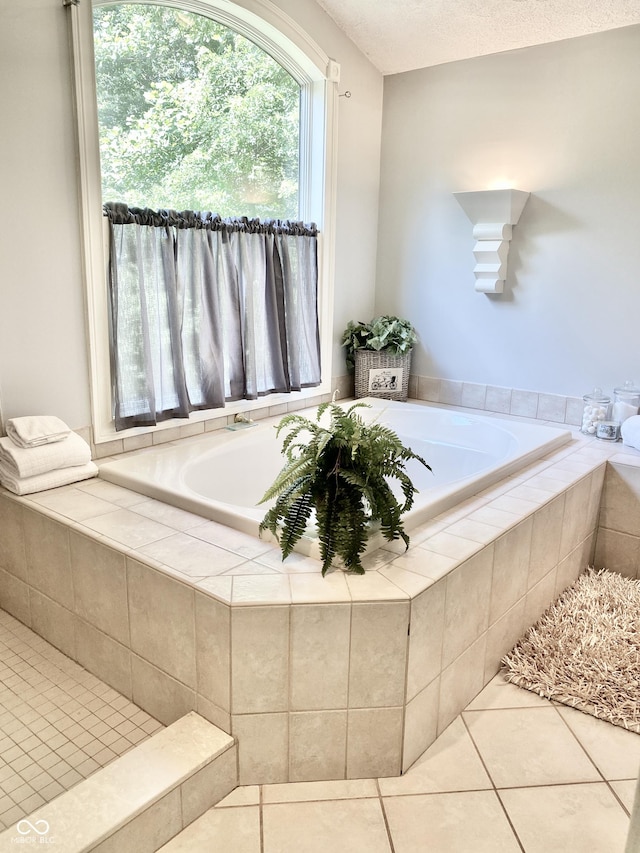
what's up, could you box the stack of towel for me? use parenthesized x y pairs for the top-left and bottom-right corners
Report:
(0, 415), (98, 495)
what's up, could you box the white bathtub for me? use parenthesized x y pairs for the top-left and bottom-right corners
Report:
(99, 399), (571, 558)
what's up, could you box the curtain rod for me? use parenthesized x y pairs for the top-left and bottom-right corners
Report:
(63, 0), (80, 7)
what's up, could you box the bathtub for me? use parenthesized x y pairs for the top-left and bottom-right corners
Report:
(98, 399), (572, 558)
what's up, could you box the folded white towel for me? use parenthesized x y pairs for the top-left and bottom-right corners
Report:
(621, 415), (640, 449)
(6, 415), (71, 448)
(0, 461), (99, 496)
(0, 432), (92, 479)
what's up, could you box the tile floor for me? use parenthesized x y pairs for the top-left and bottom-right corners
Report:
(163, 675), (639, 853)
(0, 609), (163, 833)
(0, 598), (637, 850)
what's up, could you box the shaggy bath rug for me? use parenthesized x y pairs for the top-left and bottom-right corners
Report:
(502, 568), (640, 733)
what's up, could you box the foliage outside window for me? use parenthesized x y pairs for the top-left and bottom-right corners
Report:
(93, 4), (301, 220)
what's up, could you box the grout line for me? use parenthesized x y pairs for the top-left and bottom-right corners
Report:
(492, 779), (634, 792)
(460, 711), (498, 791)
(552, 703), (607, 782)
(492, 788), (528, 853)
(459, 711), (526, 853)
(375, 777), (397, 853)
(259, 784), (265, 853)
(608, 781), (635, 818)
(550, 703), (636, 818)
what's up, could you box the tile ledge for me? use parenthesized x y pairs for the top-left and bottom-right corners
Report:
(0, 712), (235, 853)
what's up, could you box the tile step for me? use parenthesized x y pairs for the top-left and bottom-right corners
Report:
(0, 712), (237, 853)
(157, 803), (254, 852)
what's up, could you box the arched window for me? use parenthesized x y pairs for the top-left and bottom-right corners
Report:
(68, 0), (336, 444)
(93, 4), (301, 219)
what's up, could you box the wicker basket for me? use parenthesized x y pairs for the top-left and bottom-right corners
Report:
(354, 349), (412, 401)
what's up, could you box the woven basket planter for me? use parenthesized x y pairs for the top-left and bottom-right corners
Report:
(354, 349), (412, 401)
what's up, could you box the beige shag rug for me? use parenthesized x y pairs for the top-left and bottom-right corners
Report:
(502, 567), (640, 733)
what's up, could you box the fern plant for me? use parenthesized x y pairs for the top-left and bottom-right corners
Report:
(259, 400), (431, 575)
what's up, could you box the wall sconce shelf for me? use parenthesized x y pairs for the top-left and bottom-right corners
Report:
(454, 189), (530, 293)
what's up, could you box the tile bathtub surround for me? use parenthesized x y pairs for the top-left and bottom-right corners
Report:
(595, 459), (640, 580)
(411, 374), (584, 426)
(0, 610), (162, 833)
(159, 674), (637, 853)
(0, 422), (636, 786)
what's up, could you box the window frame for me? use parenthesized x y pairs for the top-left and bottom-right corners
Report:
(70, 0), (337, 445)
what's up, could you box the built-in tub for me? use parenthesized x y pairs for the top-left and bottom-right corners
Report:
(99, 398), (571, 559)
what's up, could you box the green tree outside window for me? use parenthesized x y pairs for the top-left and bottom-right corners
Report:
(93, 4), (300, 219)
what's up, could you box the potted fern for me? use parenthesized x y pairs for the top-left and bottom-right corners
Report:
(342, 315), (418, 401)
(259, 400), (431, 575)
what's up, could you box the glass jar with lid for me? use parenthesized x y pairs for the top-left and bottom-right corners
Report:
(581, 388), (611, 435)
(612, 380), (640, 425)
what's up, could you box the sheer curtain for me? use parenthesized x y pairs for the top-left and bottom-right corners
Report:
(104, 204), (321, 431)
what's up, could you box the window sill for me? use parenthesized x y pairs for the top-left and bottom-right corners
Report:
(91, 385), (334, 458)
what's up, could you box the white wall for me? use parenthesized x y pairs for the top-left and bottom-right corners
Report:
(0, 1), (90, 429)
(376, 26), (640, 398)
(0, 0), (382, 430)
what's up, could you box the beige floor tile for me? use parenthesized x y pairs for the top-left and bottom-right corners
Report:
(215, 785), (260, 807)
(158, 804), (261, 852)
(611, 779), (638, 813)
(262, 778), (378, 804)
(499, 782), (630, 853)
(379, 717), (491, 796)
(556, 705), (640, 781)
(466, 672), (553, 710)
(263, 798), (391, 853)
(383, 790), (521, 853)
(464, 707), (602, 787)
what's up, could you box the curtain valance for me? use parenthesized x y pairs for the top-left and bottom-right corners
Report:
(104, 203), (317, 236)
(104, 203), (321, 430)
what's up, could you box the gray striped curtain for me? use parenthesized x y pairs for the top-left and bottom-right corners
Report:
(104, 204), (321, 431)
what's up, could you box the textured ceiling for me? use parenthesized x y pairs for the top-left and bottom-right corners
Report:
(315, 0), (640, 74)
